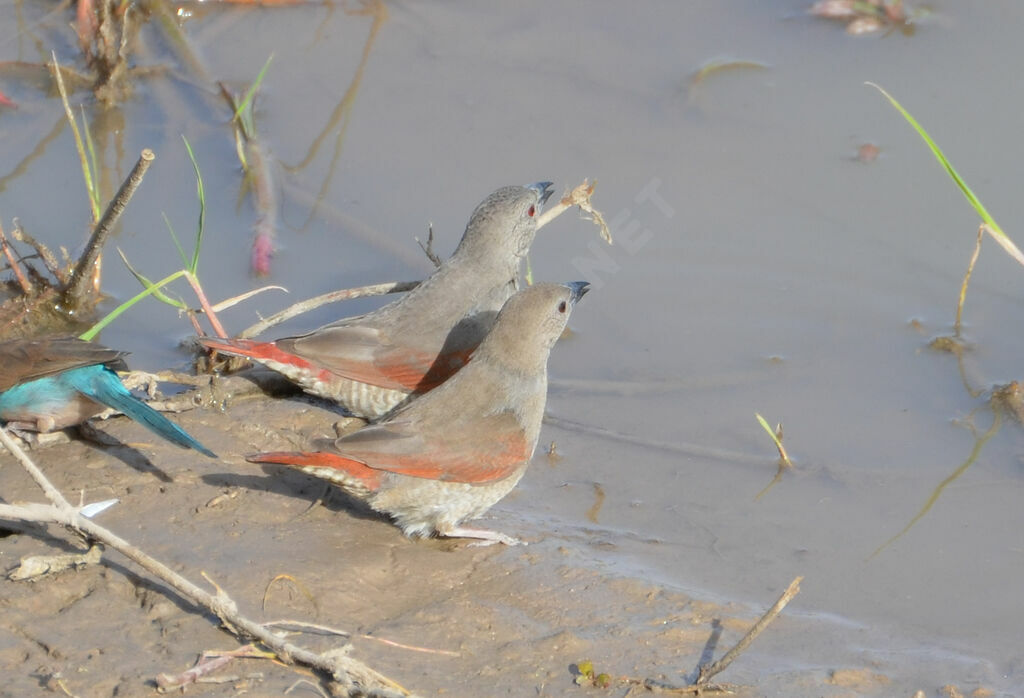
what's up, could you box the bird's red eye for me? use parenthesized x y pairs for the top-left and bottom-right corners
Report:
(558, 301), (567, 313)
(527, 205), (536, 217)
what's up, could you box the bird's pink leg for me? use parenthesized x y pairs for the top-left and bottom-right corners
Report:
(440, 525), (523, 546)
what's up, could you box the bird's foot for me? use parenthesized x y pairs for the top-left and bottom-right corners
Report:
(441, 525), (524, 547)
(2, 424), (40, 448)
(2, 423), (72, 449)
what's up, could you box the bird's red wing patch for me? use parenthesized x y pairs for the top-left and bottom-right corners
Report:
(334, 350), (434, 392)
(369, 346), (476, 392)
(246, 451), (383, 490)
(288, 346), (473, 393)
(368, 437), (528, 483)
(337, 414), (530, 484)
(200, 336), (474, 392)
(200, 337), (371, 390)
(282, 328), (430, 392)
(199, 338), (295, 364)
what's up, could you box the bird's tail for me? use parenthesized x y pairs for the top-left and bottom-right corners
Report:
(68, 366), (216, 457)
(197, 337), (272, 362)
(247, 451), (382, 492)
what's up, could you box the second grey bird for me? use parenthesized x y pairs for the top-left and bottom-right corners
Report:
(248, 282), (589, 545)
(199, 182), (555, 418)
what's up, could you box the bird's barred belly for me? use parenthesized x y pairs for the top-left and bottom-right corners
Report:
(259, 359), (410, 419)
(372, 470), (527, 538)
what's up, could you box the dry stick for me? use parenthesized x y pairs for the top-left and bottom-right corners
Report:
(954, 224), (984, 337)
(64, 149), (156, 306)
(156, 653), (236, 690)
(0, 513), (413, 697)
(182, 271), (230, 339)
(359, 635), (460, 657)
(0, 222), (33, 294)
(536, 180), (612, 244)
(415, 224), (442, 269)
(156, 644), (274, 691)
(210, 285), (289, 315)
(238, 281), (419, 339)
(0, 428), (74, 511)
(695, 576), (802, 686)
(10, 221), (68, 285)
(185, 311), (205, 337)
(0, 429), (414, 698)
(264, 620), (461, 657)
(49, 52), (96, 225)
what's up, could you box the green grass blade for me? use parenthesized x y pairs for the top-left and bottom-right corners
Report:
(80, 105), (101, 216)
(79, 268), (187, 341)
(867, 82), (1005, 239)
(162, 211), (190, 269)
(181, 135), (206, 275)
(755, 413), (782, 449)
(116, 247), (186, 309)
(234, 54), (274, 126)
(51, 52), (100, 224)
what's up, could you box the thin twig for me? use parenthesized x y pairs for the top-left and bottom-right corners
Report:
(183, 270), (229, 339)
(0, 428), (416, 697)
(156, 654), (235, 690)
(264, 620), (460, 657)
(696, 576), (802, 686)
(536, 179), (612, 243)
(0, 222), (33, 294)
(415, 224), (442, 268)
(954, 224), (984, 337)
(64, 149), (156, 306)
(49, 52), (97, 224)
(10, 219), (68, 285)
(264, 620), (351, 637)
(238, 281), (419, 339)
(0, 428), (73, 510)
(360, 635), (460, 657)
(156, 644), (274, 691)
(210, 285), (288, 314)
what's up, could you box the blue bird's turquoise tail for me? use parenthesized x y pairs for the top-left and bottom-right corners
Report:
(66, 366), (216, 458)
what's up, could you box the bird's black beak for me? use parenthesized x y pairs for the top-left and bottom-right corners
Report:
(565, 281), (590, 304)
(527, 181), (555, 207)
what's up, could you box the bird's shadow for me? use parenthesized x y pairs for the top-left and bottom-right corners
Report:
(76, 423), (175, 482)
(215, 366), (359, 418)
(201, 466), (388, 525)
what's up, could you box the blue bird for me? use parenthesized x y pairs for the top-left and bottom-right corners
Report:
(0, 336), (215, 457)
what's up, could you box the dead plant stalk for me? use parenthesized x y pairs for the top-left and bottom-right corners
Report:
(0, 427), (415, 697)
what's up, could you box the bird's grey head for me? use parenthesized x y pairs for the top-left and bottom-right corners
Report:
(476, 281), (589, 370)
(453, 182), (555, 266)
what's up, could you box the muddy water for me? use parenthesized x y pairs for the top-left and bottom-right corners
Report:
(2, 1), (1024, 695)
